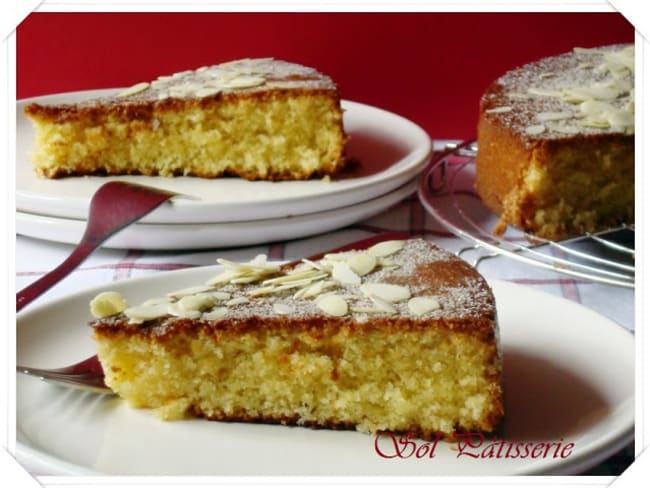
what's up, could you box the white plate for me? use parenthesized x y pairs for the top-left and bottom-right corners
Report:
(16, 90), (431, 224)
(15, 179), (416, 250)
(16, 276), (634, 476)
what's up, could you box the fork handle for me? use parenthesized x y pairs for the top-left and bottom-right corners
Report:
(16, 240), (97, 312)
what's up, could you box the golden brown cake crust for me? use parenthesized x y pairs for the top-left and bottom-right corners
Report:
(476, 45), (634, 239)
(90, 239), (504, 439)
(24, 58), (348, 181)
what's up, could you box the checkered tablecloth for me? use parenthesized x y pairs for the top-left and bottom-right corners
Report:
(15, 148), (635, 476)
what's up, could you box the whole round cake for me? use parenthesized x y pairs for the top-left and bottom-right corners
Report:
(476, 44), (634, 240)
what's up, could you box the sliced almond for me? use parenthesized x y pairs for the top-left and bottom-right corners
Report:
(350, 306), (385, 314)
(606, 109), (634, 128)
(360, 283), (411, 303)
(210, 291), (232, 301)
(546, 122), (580, 135)
(221, 75), (266, 89)
(346, 253), (377, 276)
(206, 269), (239, 286)
(117, 82), (150, 98)
(167, 285), (215, 298)
(316, 295), (348, 317)
(524, 124), (546, 136)
(167, 303), (202, 319)
(369, 296), (397, 314)
(485, 106), (512, 114)
(408, 296), (441, 316)
(177, 293), (216, 312)
(536, 111), (573, 122)
(331, 261), (361, 285)
(194, 87), (221, 98)
(90, 291), (128, 318)
(367, 240), (405, 257)
(141, 296), (173, 306)
(226, 296), (249, 306)
(124, 302), (169, 322)
(273, 303), (294, 315)
(295, 280), (337, 299)
(203, 307), (228, 320)
(579, 100), (614, 115)
(248, 286), (277, 297)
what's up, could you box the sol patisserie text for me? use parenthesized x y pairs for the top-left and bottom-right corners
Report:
(374, 432), (575, 460)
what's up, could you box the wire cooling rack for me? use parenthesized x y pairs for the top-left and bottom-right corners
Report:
(418, 141), (635, 288)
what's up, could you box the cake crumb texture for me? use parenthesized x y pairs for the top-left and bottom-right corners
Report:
(91, 239), (504, 439)
(24, 58), (347, 181)
(476, 45), (634, 239)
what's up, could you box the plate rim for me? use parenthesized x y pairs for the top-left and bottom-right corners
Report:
(15, 276), (635, 476)
(16, 91), (432, 224)
(15, 178), (418, 250)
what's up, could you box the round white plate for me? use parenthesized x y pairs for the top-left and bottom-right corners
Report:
(16, 90), (431, 224)
(16, 276), (634, 476)
(16, 179), (416, 250)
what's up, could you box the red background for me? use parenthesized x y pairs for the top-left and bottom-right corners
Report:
(16, 12), (633, 139)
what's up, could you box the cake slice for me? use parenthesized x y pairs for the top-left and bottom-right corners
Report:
(89, 239), (504, 440)
(476, 44), (634, 240)
(24, 58), (347, 181)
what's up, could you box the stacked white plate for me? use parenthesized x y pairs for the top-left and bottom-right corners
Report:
(16, 93), (432, 249)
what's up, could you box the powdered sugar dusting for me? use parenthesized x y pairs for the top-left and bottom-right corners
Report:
(93, 239), (495, 332)
(78, 58), (336, 108)
(481, 44), (634, 143)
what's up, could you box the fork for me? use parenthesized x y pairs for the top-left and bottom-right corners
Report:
(16, 232), (409, 394)
(16, 181), (177, 312)
(17, 356), (112, 394)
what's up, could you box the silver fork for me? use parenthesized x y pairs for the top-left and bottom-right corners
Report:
(16, 233), (409, 394)
(17, 356), (113, 394)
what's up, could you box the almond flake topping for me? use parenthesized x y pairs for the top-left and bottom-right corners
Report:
(360, 283), (411, 303)
(117, 82), (150, 98)
(315, 294), (348, 317)
(90, 291), (128, 318)
(367, 240), (405, 257)
(408, 296), (442, 316)
(485, 106), (512, 114)
(346, 253), (377, 276)
(91, 240), (468, 322)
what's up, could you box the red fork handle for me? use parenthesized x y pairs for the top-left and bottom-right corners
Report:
(16, 240), (99, 312)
